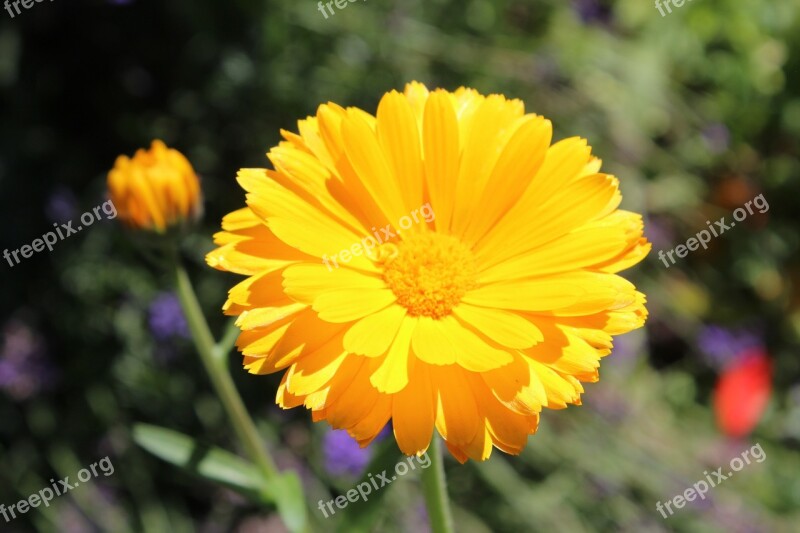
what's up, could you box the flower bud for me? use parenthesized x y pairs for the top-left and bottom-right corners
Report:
(107, 140), (202, 233)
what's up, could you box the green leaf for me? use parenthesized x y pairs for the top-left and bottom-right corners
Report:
(133, 423), (266, 502)
(134, 424), (310, 533)
(272, 472), (309, 533)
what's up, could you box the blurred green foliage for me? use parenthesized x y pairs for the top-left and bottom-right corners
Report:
(1, 0), (799, 531)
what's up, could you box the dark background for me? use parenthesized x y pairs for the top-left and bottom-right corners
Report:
(1, 0), (799, 531)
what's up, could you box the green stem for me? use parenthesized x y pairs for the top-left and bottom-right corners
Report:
(420, 437), (455, 533)
(216, 317), (242, 360)
(174, 260), (278, 482)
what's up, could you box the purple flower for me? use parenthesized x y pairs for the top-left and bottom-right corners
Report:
(376, 422), (392, 441)
(0, 320), (56, 401)
(701, 123), (731, 154)
(411, 503), (432, 533)
(572, 0), (611, 24)
(586, 387), (629, 422)
(611, 333), (639, 362)
(45, 186), (78, 223)
(644, 216), (676, 253)
(148, 293), (189, 341)
(323, 429), (372, 477)
(697, 325), (761, 369)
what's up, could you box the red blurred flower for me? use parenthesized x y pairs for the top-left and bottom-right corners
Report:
(713, 349), (772, 437)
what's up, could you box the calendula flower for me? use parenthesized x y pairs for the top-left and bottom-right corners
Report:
(107, 140), (202, 233)
(207, 82), (649, 462)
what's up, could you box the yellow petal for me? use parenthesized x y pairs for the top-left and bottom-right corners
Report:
(477, 225), (628, 283)
(241, 171), (377, 272)
(377, 91), (424, 214)
(282, 263), (386, 304)
(239, 323), (292, 361)
(341, 109), (410, 225)
(482, 353), (547, 415)
(350, 393), (392, 446)
(326, 360), (380, 429)
(403, 81), (430, 125)
(297, 115), (336, 173)
(461, 425), (494, 462)
(369, 316), (418, 393)
(452, 304), (543, 349)
(460, 115), (552, 244)
(235, 303), (308, 331)
(422, 90), (460, 231)
(521, 322), (602, 379)
(411, 316), (458, 365)
(437, 315), (514, 372)
(313, 288), (396, 323)
(270, 310), (348, 367)
(224, 269), (294, 314)
(450, 95), (524, 237)
(344, 304), (408, 357)
(473, 381), (537, 455)
(267, 145), (368, 235)
(286, 350), (348, 396)
(303, 354), (363, 412)
(476, 173), (620, 269)
(207, 217), (311, 276)
(432, 365), (480, 446)
(463, 271), (636, 315)
(525, 137), (593, 202)
(392, 363), (435, 455)
(276, 373), (305, 409)
(528, 359), (581, 409)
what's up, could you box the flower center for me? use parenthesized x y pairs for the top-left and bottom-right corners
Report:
(379, 232), (477, 319)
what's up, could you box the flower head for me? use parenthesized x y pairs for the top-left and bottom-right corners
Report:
(107, 140), (202, 233)
(697, 325), (761, 369)
(0, 320), (56, 401)
(45, 186), (78, 223)
(323, 429), (372, 477)
(572, 0), (611, 25)
(148, 292), (190, 341)
(207, 82), (649, 462)
(713, 348), (771, 437)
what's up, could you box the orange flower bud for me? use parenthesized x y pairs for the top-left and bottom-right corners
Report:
(107, 140), (202, 233)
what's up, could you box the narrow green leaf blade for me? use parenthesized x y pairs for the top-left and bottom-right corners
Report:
(133, 423), (266, 501)
(273, 472), (309, 533)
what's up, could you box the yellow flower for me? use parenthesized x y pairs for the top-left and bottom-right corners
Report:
(107, 140), (202, 233)
(207, 82), (650, 462)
